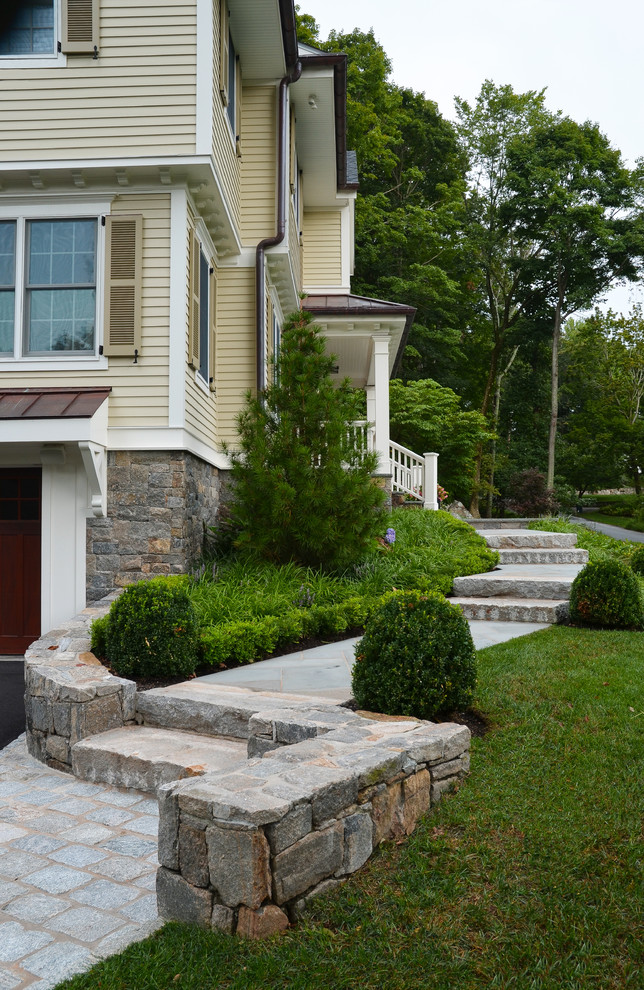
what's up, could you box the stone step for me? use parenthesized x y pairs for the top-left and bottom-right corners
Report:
(469, 518), (539, 530)
(496, 547), (588, 565)
(71, 725), (248, 794)
(452, 563), (583, 600)
(452, 597), (569, 624)
(136, 681), (341, 739)
(482, 529), (578, 549)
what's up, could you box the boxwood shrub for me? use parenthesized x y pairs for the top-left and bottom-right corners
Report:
(104, 577), (200, 679)
(569, 560), (644, 629)
(351, 589), (476, 720)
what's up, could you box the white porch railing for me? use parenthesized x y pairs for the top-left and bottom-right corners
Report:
(350, 423), (439, 509)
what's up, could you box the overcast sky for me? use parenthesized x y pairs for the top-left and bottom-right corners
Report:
(307, 0), (644, 314)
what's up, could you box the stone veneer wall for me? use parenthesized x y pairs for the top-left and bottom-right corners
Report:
(86, 450), (230, 601)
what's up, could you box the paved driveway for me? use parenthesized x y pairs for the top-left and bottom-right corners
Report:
(0, 660), (25, 750)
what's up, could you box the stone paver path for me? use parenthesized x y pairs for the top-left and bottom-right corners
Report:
(0, 735), (161, 989)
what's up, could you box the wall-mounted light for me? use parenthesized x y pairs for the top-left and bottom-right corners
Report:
(308, 94), (318, 109)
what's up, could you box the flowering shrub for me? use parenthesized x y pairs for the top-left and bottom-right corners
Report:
(437, 486), (449, 505)
(569, 560), (643, 629)
(351, 589), (476, 719)
(384, 528), (396, 544)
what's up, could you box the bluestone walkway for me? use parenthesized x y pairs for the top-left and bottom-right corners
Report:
(0, 735), (160, 990)
(196, 619), (550, 699)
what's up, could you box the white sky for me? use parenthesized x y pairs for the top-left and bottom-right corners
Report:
(307, 0), (644, 315)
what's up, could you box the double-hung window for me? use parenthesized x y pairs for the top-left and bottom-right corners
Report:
(0, 217), (98, 358)
(0, 0), (55, 55)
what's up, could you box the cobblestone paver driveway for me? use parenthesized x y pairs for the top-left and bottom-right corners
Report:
(0, 735), (161, 989)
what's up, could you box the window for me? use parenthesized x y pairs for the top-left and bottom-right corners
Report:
(189, 228), (216, 391)
(0, 216), (98, 357)
(272, 311), (281, 384)
(0, 0), (54, 55)
(226, 34), (236, 134)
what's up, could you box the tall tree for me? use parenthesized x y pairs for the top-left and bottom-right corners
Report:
(454, 81), (555, 514)
(504, 119), (644, 486)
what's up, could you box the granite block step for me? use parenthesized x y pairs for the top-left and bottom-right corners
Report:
(496, 548), (588, 565)
(452, 563), (583, 600)
(136, 682), (341, 739)
(482, 529), (578, 549)
(71, 726), (248, 794)
(452, 597), (569, 623)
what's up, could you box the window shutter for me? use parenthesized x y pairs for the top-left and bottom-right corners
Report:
(235, 56), (243, 157)
(103, 214), (142, 357)
(61, 0), (99, 54)
(219, 2), (229, 106)
(289, 105), (296, 194)
(209, 266), (217, 392)
(189, 230), (200, 370)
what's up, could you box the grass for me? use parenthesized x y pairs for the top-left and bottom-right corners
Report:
(528, 517), (636, 563)
(57, 625), (644, 990)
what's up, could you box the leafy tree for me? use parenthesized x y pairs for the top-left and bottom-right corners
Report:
(454, 81), (556, 513)
(226, 312), (386, 570)
(559, 308), (644, 493)
(389, 379), (493, 502)
(504, 119), (644, 486)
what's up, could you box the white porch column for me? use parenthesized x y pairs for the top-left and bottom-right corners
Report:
(371, 335), (390, 473)
(423, 452), (439, 510)
(366, 386), (376, 451)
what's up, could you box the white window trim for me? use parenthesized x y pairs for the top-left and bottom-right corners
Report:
(0, 197), (109, 369)
(0, 0), (66, 69)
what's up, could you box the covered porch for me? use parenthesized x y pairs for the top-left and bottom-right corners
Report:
(303, 293), (439, 509)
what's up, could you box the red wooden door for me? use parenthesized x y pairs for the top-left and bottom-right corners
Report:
(0, 468), (41, 654)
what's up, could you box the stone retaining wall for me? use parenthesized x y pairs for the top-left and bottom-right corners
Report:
(156, 715), (470, 936)
(24, 594), (134, 770)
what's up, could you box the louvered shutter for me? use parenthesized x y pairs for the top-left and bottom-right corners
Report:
(103, 215), (142, 357)
(188, 230), (200, 370)
(219, 2), (229, 106)
(209, 267), (217, 392)
(235, 56), (243, 157)
(289, 105), (296, 194)
(61, 0), (99, 54)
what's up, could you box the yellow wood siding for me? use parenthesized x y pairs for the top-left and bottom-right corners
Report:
(302, 210), (343, 288)
(240, 86), (276, 243)
(288, 200), (302, 295)
(211, 1), (240, 229)
(215, 266), (255, 445)
(0, 1), (197, 160)
(0, 193), (171, 428)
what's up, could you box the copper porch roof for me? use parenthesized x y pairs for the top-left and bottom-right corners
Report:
(303, 294), (416, 322)
(0, 387), (111, 420)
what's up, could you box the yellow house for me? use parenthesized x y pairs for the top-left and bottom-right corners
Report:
(0, 0), (425, 654)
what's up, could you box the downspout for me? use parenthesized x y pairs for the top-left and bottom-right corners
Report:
(255, 58), (302, 393)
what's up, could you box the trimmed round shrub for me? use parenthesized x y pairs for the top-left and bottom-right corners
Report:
(629, 545), (644, 576)
(351, 590), (476, 720)
(105, 577), (199, 679)
(569, 560), (643, 629)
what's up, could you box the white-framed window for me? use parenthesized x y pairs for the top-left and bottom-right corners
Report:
(0, 201), (108, 365)
(189, 227), (216, 393)
(272, 310), (281, 385)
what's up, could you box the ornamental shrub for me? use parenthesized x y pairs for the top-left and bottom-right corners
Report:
(629, 545), (644, 576)
(569, 560), (643, 629)
(105, 577), (199, 679)
(351, 590), (476, 720)
(225, 310), (386, 570)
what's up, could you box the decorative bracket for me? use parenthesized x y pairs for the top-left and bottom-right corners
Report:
(79, 442), (107, 518)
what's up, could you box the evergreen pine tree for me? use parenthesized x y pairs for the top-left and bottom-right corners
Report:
(227, 311), (386, 569)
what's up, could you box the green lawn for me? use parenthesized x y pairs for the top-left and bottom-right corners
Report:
(58, 625), (644, 990)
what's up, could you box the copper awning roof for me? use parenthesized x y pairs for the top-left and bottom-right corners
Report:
(0, 387), (111, 420)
